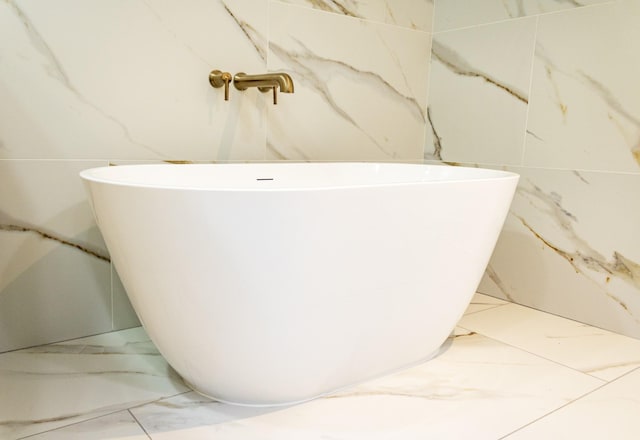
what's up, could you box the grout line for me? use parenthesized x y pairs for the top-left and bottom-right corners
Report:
(520, 15), (539, 166)
(456, 320), (609, 382)
(15, 390), (195, 439)
(462, 302), (510, 316)
(475, 299), (640, 343)
(16, 409), (137, 440)
(1, 158), (637, 175)
(0, 326), (143, 355)
(125, 390), (195, 413)
(128, 409), (152, 439)
(433, 1), (618, 35)
(110, 263), (115, 330)
(430, 0), (436, 34)
(498, 364), (640, 439)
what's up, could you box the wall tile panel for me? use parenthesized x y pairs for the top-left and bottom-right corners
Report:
(479, 167), (640, 338)
(523, 1), (640, 172)
(267, 2), (430, 161)
(425, 18), (537, 164)
(0, 161), (112, 351)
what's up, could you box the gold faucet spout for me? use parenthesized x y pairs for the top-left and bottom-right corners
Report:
(233, 72), (294, 93)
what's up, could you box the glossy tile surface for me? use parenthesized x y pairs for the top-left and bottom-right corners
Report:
(7, 300), (640, 439)
(0, 327), (187, 439)
(429, 0), (640, 340)
(478, 167), (640, 339)
(524, 1), (640, 172)
(505, 368), (640, 439)
(0, 161), (112, 352)
(425, 18), (536, 163)
(24, 411), (148, 440)
(0, 0), (267, 161)
(267, 2), (430, 161)
(459, 303), (640, 381)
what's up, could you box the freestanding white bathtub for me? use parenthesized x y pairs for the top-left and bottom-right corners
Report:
(81, 162), (518, 406)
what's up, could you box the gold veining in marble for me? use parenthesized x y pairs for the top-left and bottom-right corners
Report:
(222, 2), (265, 61)
(5, 0), (167, 159)
(0, 221), (109, 262)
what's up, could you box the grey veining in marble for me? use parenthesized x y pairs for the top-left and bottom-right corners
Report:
(479, 166), (640, 337)
(222, 1), (266, 61)
(4, 0), (166, 159)
(270, 39), (424, 158)
(0, 328), (187, 439)
(267, 3), (429, 161)
(515, 180), (640, 317)
(432, 40), (528, 104)
(485, 264), (514, 301)
(425, 17), (535, 164)
(425, 107), (443, 161)
(280, 0), (434, 31)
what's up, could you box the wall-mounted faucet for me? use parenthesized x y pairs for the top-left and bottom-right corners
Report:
(209, 70), (294, 105)
(233, 72), (294, 105)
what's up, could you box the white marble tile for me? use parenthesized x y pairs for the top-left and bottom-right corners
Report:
(463, 292), (508, 315)
(0, 327), (188, 439)
(0, 0), (267, 161)
(505, 367), (640, 439)
(524, 0), (640, 172)
(425, 17), (536, 164)
(266, 2), (430, 161)
(0, 160), (113, 352)
(433, 0), (613, 32)
(459, 303), (640, 381)
(130, 391), (281, 434)
(24, 411), (148, 440)
(129, 328), (600, 440)
(478, 167), (640, 338)
(276, 0), (434, 32)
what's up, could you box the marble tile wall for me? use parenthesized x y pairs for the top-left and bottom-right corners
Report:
(0, 1), (433, 352)
(6, 0), (636, 352)
(428, 0), (640, 338)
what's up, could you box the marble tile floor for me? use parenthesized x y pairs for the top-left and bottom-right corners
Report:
(2, 294), (640, 440)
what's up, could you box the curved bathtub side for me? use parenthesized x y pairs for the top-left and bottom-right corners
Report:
(84, 172), (518, 406)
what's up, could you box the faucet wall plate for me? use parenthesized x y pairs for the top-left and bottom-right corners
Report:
(209, 70), (232, 101)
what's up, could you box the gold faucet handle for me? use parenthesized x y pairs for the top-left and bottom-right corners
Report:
(257, 86), (278, 105)
(209, 70), (232, 101)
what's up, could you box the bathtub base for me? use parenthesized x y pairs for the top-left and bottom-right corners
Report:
(181, 344), (447, 407)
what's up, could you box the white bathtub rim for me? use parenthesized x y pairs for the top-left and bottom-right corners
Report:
(80, 162), (519, 193)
